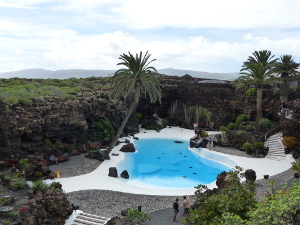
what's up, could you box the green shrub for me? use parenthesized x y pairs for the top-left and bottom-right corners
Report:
(19, 159), (29, 168)
(134, 113), (142, 123)
(11, 173), (20, 179)
(217, 138), (222, 145)
(4, 175), (12, 180)
(244, 143), (253, 154)
(245, 125), (254, 131)
(291, 160), (300, 173)
(10, 210), (20, 218)
(227, 123), (237, 130)
(259, 118), (272, 129)
(18, 97), (33, 106)
(145, 124), (161, 130)
(94, 117), (115, 142)
(236, 130), (246, 136)
(31, 180), (50, 193)
(162, 119), (168, 127)
(245, 87), (256, 97)
(235, 114), (249, 125)
(219, 126), (229, 133)
(11, 179), (26, 190)
(272, 87), (280, 95)
(43, 138), (52, 148)
(126, 209), (151, 225)
(254, 141), (264, 150)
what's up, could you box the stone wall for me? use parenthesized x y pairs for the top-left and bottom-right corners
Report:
(0, 93), (128, 159)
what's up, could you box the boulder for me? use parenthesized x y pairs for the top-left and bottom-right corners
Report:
(120, 170), (129, 179)
(108, 167), (118, 177)
(244, 169), (256, 182)
(106, 216), (132, 225)
(119, 144), (135, 153)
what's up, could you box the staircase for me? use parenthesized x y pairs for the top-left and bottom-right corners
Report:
(70, 212), (110, 225)
(265, 132), (286, 160)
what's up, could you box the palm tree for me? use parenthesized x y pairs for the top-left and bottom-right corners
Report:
(272, 55), (300, 102)
(105, 51), (162, 154)
(239, 62), (277, 133)
(241, 50), (278, 70)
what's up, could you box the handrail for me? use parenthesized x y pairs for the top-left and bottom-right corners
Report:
(265, 127), (281, 141)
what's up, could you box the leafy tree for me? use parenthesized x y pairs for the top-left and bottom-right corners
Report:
(106, 51), (162, 154)
(239, 62), (277, 133)
(241, 50), (278, 69)
(183, 167), (257, 225)
(272, 54), (300, 102)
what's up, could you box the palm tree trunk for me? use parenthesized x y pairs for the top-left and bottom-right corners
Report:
(255, 87), (263, 133)
(280, 77), (289, 103)
(105, 93), (139, 155)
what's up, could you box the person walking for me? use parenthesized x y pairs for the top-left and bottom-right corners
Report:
(183, 195), (190, 217)
(173, 198), (179, 222)
(212, 136), (217, 147)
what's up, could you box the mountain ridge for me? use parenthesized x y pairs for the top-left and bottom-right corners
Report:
(0, 68), (240, 80)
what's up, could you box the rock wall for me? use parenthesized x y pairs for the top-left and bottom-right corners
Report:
(0, 93), (128, 159)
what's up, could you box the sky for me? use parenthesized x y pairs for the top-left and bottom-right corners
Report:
(1, 0), (300, 74)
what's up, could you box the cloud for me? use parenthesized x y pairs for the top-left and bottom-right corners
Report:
(0, 0), (300, 73)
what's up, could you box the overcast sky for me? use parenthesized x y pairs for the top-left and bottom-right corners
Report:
(0, 0), (300, 74)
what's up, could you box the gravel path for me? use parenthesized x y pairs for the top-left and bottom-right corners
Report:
(51, 147), (297, 224)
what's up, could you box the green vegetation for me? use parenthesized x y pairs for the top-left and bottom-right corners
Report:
(0, 76), (111, 108)
(254, 141), (264, 150)
(259, 118), (272, 129)
(43, 138), (52, 148)
(10, 210), (20, 218)
(19, 158), (29, 168)
(94, 117), (115, 142)
(236, 130), (246, 136)
(219, 126), (229, 133)
(11, 179), (26, 190)
(125, 209), (151, 225)
(183, 166), (300, 225)
(227, 123), (236, 130)
(236, 114), (249, 125)
(31, 180), (50, 193)
(244, 143), (253, 154)
(183, 167), (257, 225)
(245, 87), (257, 97)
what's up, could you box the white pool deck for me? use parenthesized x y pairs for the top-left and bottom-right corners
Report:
(44, 127), (295, 196)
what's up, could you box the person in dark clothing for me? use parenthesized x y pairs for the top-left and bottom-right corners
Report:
(173, 198), (179, 222)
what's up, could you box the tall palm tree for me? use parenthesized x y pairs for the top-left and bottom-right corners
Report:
(239, 62), (277, 133)
(105, 51), (162, 154)
(272, 55), (300, 102)
(241, 50), (278, 70)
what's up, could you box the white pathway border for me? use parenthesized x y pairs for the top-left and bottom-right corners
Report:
(39, 127), (295, 196)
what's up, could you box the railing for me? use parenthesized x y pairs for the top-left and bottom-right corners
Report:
(265, 127), (281, 141)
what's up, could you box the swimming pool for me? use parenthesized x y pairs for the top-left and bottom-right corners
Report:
(117, 138), (232, 188)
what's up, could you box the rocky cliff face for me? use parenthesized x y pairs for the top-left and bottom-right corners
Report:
(137, 75), (281, 128)
(0, 93), (128, 159)
(0, 76), (282, 160)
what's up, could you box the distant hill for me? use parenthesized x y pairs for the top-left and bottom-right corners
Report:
(0, 68), (240, 80)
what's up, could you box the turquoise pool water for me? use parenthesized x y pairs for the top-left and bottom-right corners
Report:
(117, 138), (231, 188)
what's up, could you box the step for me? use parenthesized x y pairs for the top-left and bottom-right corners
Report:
(69, 211), (110, 225)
